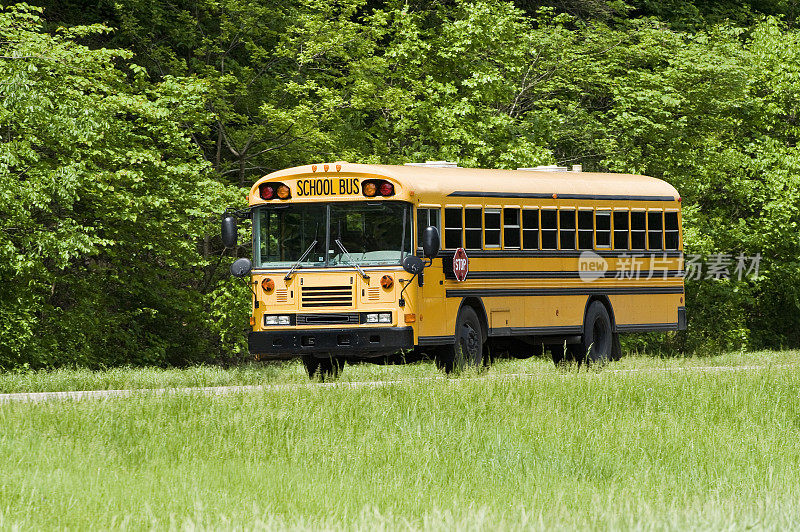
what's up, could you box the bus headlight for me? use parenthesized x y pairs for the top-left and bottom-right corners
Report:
(264, 315), (292, 326)
(365, 312), (392, 324)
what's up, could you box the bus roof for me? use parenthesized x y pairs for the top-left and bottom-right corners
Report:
(254, 162), (680, 202)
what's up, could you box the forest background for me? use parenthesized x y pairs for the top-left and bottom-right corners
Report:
(2, 0), (799, 369)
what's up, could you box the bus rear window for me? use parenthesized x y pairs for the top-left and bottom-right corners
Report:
(665, 211), (680, 250)
(648, 211), (663, 250)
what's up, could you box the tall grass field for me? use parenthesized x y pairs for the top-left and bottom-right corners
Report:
(1, 352), (799, 529)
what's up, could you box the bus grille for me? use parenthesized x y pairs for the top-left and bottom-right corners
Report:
(296, 313), (359, 325)
(301, 285), (353, 308)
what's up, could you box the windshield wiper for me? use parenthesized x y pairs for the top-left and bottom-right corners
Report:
(334, 239), (370, 281)
(284, 240), (318, 281)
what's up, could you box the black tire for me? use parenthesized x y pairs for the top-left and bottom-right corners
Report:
(549, 343), (569, 366)
(302, 354), (344, 381)
(571, 301), (613, 364)
(435, 306), (483, 374)
(611, 332), (622, 361)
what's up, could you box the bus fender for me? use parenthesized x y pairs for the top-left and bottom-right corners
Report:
(457, 297), (488, 343)
(582, 295), (617, 333)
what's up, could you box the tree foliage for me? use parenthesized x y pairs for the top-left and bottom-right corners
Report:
(0, 4), (239, 368)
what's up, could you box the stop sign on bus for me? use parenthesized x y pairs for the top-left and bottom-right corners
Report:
(453, 248), (469, 281)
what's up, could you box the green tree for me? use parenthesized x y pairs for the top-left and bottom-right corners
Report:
(0, 3), (238, 368)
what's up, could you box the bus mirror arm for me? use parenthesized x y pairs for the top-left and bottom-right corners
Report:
(399, 255), (430, 306)
(398, 275), (415, 307)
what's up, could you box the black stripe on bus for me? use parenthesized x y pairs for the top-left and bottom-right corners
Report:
(488, 325), (582, 337)
(466, 270), (684, 280)
(434, 250), (684, 259)
(445, 286), (684, 298)
(417, 335), (454, 346)
(447, 191), (677, 201)
(615, 323), (679, 332)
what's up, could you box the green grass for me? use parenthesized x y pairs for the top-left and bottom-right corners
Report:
(1, 352), (800, 529)
(1, 349), (798, 394)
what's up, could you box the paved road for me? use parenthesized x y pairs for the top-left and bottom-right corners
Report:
(0, 363), (795, 404)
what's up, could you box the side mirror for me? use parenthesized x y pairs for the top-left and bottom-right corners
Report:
(402, 255), (425, 275)
(230, 257), (252, 278)
(422, 226), (440, 259)
(221, 215), (238, 249)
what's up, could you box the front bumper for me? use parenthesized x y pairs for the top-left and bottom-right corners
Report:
(249, 326), (414, 358)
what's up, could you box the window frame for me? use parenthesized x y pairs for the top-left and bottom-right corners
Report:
(595, 209), (612, 249)
(444, 206), (464, 250)
(484, 207), (501, 249)
(578, 208), (594, 250)
(630, 209), (647, 250)
(559, 208), (577, 250)
(502, 207), (521, 250)
(522, 207), (540, 250)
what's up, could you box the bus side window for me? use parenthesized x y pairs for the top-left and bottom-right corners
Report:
(578, 209), (593, 250)
(648, 211), (663, 250)
(541, 209), (557, 249)
(485, 209), (501, 248)
(417, 208), (440, 251)
(596, 211), (611, 249)
(631, 211), (646, 250)
(665, 211), (680, 250)
(613, 210), (629, 250)
(522, 209), (539, 249)
(559, 209), (576, 250)
(504, 208), (520, 249)
(445, 207), (463, 249)
(465, 207), (482, 249)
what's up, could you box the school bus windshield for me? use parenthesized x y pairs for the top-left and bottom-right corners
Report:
(254, 201), (413, 268)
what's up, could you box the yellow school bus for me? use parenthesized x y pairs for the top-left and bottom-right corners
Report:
(222, 161), (685, 378)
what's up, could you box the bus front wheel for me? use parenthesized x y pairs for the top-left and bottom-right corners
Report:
(302, 355), (344, 381)
(568, 301), (613, 364)
(435, 306), (483, 374)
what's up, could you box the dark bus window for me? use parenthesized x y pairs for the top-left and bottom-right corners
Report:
(631, 211), (646, 250)
(665, 211), (680, 250)
(541, 209), (558, 249)
(596, 211), (611, 248)
(648, 211), (663, 250)
(578, 210), (593, 250)
(559, 209), (576, 250)
(416, 208), (440, 251)
(613, 210), (629, 250)
(444, 207), (462, 249)
(503, 208), (520, 249)
(522, 209), (539, 249)
(485, 209), (501, 248)
(465, 207), (482, 249)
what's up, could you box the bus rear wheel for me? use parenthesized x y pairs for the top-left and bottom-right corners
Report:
(302, 355), (344, 381)
(435, 306), (483, 374)
(569, 301), (613, 364)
